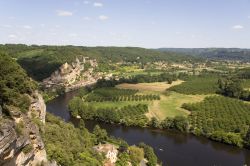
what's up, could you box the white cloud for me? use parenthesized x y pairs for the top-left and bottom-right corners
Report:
(56, 10), (73, 16)
(94, 2), (103, 7)
(8, 34), (17, 38)
(232, 25), (244, 30)
(84, 1), (89, 4)
(23, 25), (32, 29)
(98, 15), (109, 21)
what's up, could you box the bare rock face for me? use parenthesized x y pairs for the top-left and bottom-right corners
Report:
(0, 92), (49, 166)
(29, 91), (46, 124)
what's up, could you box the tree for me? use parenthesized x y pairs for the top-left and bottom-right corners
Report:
(149, 117), (161, 128)
(128, 146), (144, 166)
(244, 127), (250, 148)
(173, 116), (189, 132)
(93, 125), (108, 143)
(78, 119), (85, 129)
(138, 143), (157, 166)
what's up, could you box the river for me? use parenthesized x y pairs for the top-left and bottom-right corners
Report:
(46, 90), (250, 166)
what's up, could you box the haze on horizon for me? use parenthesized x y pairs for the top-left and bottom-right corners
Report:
(0, 0), (249, 48)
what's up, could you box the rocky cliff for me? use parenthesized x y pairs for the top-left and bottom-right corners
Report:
(0, 92), (49, 166)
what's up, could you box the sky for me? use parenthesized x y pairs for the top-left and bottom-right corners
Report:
(0, 0), (250, 48)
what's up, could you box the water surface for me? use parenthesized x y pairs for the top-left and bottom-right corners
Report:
(46, 90), (250, 166)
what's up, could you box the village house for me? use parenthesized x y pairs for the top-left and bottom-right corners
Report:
(93, 144), (118, 164)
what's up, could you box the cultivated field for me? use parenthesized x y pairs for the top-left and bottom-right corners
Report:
(116, 80), (207, 120)
(116, 80), (184, 92)
(147, 92), (207, 120)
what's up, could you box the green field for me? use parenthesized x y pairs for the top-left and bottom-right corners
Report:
(148, 92), (207, 120)
(116, 81), (207, 120)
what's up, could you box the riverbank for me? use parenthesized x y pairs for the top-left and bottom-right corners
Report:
(46, 89), (250, 166)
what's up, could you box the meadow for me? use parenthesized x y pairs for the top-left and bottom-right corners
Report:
(116, 81), (207, 120)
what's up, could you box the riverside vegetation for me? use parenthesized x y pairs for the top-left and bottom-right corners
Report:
(1, 44), (250, 165)
(68, 70), (250, 149)
(0, 50), (160, 166)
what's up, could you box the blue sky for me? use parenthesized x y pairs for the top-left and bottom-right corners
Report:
(0, 0), (249, 48)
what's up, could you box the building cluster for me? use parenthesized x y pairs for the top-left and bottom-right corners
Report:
(93, 144), (118, 166)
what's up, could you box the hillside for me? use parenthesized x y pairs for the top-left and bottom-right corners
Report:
(0, 53), (48, 165)
(0, 44), (200, 81)
(158, 48), (250, 62)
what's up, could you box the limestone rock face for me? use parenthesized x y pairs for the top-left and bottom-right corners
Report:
(0, 92), (49, 166)
(29, 91), (46, 124)
(42, 57), (101, 92)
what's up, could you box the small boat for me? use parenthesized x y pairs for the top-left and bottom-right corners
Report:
(159, 148), (163, 151)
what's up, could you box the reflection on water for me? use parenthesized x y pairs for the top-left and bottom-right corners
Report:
(46, 90), (250, 166)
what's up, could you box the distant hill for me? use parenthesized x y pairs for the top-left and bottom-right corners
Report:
(158, 48), (250, 62)
(0, 44), (200, 81)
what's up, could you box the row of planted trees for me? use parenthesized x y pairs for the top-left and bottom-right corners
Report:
(85, 94), (160, 102)
(182, 96), (250, 147)
(69, 97), (149, 127)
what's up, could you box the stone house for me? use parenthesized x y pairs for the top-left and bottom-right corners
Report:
(93, 144), (118, 164)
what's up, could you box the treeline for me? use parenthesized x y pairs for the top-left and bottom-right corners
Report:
(82, 87), (160, 102)
(217, 77), (250, 101)
(182, 96), (250, 147)
(0, 44), (200, 81)
(95, 73), (179, 88)
(69, 97), (149, 127)
(85, 94), (160, 102)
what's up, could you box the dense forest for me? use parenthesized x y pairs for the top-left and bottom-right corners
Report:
(43, 113), (159, 166)
(0, 53), (37, 113)
(0, 44), (199, 81)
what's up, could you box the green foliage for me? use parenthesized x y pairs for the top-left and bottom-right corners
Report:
(93, 125), (108, 143)
(161, 116), (189, 132)
(128, 146), (144, 166)
(244, 127), (250, 148)
(0, 44), (198, 81)
(42, 113), (104, 166)
(15, 121), (25, 136)
(22, 144), (33, 154)
(210, 131), (243, 147)
(69, 97), (149, 127)
(116, 152), (130, 166)
(169, 75), (219, 94)
(0, 54), (36, 113)
(149, 117), (161, 128)
(84, 87), (159, 102)
(183, 96), (250, 147)
(138, 143), (158, 166)
(217, 77), (250, 101)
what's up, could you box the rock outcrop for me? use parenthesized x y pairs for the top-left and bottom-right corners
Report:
(42, 56), (104, 92)
(43, 57), (98, 87)
(0, 92), (49, 166)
